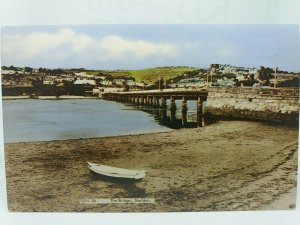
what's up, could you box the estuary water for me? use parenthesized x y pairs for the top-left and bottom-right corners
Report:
(2, 99), (172, 143)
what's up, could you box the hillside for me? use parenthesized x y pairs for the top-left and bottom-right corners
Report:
(82, 66), (198, 83)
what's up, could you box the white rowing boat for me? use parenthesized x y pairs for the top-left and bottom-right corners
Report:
(87, 162), (146, 180)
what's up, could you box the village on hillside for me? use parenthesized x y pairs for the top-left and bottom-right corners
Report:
(1, 64), (299, 97)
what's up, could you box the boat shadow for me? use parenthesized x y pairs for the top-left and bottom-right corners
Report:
(89, 171), (147, 197)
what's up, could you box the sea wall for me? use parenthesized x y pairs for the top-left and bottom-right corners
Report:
(205, 87), (299, 125)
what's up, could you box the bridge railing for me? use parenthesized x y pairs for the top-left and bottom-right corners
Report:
(103, 86), (299, 98)
(207, 86), (299, 97)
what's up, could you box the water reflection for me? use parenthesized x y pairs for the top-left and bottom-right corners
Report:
(125, 101), (199, 129)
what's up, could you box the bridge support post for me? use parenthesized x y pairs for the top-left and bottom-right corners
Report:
(160, 96), (167, 122)
(146, 96), (150, 105)
(182, 97), (188, 127)
(140, 96), (144, 105)
(157, 98), (160, 107)
(160, 97), (167, 108)
(154, 97), (159, 107)
(197, 96), (205, 127)
(149, 97), (153, 106)
(170, 96), (176, 123)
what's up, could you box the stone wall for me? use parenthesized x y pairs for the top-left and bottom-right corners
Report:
(205, 87), (299, 125)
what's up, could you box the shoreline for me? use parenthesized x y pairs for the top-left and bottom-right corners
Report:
(4, 118), (297, 144)
(2, 95), (99, 100)
(4, 120), (298, 212)
(4, 129), (175, 145)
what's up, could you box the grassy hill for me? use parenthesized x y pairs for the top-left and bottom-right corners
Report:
(82, 66), (198, 83)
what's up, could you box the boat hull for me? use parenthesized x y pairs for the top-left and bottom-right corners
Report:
(88, 162), (146, 180)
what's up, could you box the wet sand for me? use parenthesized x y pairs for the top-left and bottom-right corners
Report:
(4, 121), (298, 212)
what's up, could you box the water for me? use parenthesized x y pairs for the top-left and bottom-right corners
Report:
(129, 100), (201, 128)
(2, 99), (172, 143)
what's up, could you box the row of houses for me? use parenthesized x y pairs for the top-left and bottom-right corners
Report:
(167, 64), (299, 88)
(217, 64), (258, 75)
(2, 65), (299, 90)
(1, 69), (148, 92)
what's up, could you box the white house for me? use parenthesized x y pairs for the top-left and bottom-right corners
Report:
(74, 79), (96, 86)
(1, 70), (16, 74)
(113, 79), (126, 86)
(43, 80), (55, 85)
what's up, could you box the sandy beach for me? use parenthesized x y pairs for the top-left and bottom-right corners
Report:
(4, 120), (298, 212)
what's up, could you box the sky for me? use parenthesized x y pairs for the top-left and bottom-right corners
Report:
(1, 24), (300, 71)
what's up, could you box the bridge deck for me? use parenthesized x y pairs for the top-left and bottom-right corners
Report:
(102, 88), (208, 100)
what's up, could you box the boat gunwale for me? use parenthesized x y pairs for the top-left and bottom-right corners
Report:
(88, 162), (146, 179)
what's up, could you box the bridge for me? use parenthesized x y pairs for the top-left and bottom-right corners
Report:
(102, 88), (208, 127)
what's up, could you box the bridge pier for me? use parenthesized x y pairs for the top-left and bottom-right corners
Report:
(170, 97), (176, 110)
(154, 97), (159, 107)
(197, 97), (205, 127)
(182, 97), (188, 127)
(136, 96), (140, 105)
(170, 96), (176, 124)
(160, 97), (167, 108)
(140, 96), (144, 105)
(160, 108), (167, 122)
(147, 96), (151, 105)
(149, 97), (153, 106)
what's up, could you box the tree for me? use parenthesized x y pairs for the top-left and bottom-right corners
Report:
(257, 66), (274, 85)
(258, 66), (274, 83)
(8, 65), (17, 70)
(32, 78), (43, 87)
(38, 68), (47, 73)
(243, 74), (258, 87)
(24, 67), (33, 73)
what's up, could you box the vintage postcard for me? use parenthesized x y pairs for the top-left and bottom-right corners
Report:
(1, 24), (299, 212)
